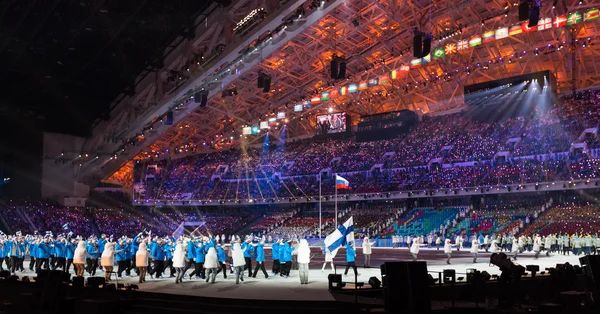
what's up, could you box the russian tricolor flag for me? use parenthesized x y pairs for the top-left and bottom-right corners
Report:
(335, 175), (350, 189)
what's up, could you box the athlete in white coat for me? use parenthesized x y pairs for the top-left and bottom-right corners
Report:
(511, 238), (520, 260)
(362, 237), (376, 268)
(73, 240), (88, 277)
(172, 240), (187, 283)
(204, 247), (219, 283)
(136, 241), (149, 283)
(410, 238), (422, 261)
(444, 239), (455, 264)
(232, 242), (246, 284)
(470, 240), (480, 263)
(100, 242), (115, 281)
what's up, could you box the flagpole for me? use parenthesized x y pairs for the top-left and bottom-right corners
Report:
(319, 174), (322, 239)
(335, 173), (338, 228)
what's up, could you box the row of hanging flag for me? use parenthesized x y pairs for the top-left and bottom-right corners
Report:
(293, 9), (598, 111)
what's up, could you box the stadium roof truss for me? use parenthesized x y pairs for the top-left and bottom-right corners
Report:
(75, 0), (600, 187)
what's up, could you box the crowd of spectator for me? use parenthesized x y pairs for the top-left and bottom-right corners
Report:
(135, 90), (600, 203)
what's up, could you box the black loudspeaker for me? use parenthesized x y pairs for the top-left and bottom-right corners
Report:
(0, 271), (9, 279)
(518, 0), (529, 21)
(86, 276), (105, 288)
(262, 76), (271, 93)
(368, 276), (381, 289)
(195, 91), (208, 107)
(328, 273), (342, 290)
(49, 270), (70, 283)
(337, 59), (346, 79)
(413, 33), (423, 58)
(528, 5), (540, 27)
(580, 255), (600, 289)
(422, 35), (431, 57)
(36, 269), (49, 280)
(381, 262), (431, 313)
(72, 276), (84, 289)
(257, 72), (265, 88)
(330, 58), (339, 79)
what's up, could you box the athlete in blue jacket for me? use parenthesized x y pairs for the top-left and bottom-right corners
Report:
(271, 239), (281, 275)
(216, 244), (227, 279)
(241, 238), (253, 277)
(115, 239), (129, 278)
(86, 241), (100, 276)
(343, 242), (358, 277)
(65, 239), (76, 273)
(189, 241), (206, 279)
(52, 238), (66, 271)
(252, 240), (269, 278)
(36, 238), (51, 272)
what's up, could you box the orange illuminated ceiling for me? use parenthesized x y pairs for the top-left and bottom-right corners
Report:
(133, 0), (600, 162)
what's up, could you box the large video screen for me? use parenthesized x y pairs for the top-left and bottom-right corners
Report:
(316, 112), (347, 135)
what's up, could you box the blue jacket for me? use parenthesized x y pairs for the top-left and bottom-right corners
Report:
(87, 243), (99, 259)
(346, 244), (355, 263)
(217, 247), (226, 263)
(187, 240), (196, 259)
(54, 241), (66, 258)
(29, 243), (38, 258)
(271, 243), (280, 260)
(116, 243), (128, 262)
(281, 243), (293, 262)
(255, 243), (265, 262)
(5, 240), (25, 258)
(242, 242), (252, 258)
(98, 238), (107, 254)
(152, 243), (166, 261)
(195, 243), (206, 263)
(131, 235), (140, 256)
(37, 243), (51, 259)
(165, 244), (174, 259)
(66, 242), (75, 259)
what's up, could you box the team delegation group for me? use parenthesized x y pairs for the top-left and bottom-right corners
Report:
(2, 230), (600, 285)
(0, 230), (361, 285)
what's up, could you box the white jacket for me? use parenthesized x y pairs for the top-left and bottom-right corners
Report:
(73, 241), (87, 264)
(362, 238), (375, 255)
(172, 242), (187, 268)
(232, 242), (246, 267)
(410, 239), (420, 254)
(470, 241), (479, 254)
(204, 247), (218, 269)
(444, 239), (453, 254)
(136, 242), (149, 267)
(297, 239), (311, 264)
(100, 242), (115, 267)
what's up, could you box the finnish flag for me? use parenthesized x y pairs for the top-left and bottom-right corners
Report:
(324, 217), (354, 256)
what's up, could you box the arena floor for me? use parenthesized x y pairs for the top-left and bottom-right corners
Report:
(28, 247), (584, 301)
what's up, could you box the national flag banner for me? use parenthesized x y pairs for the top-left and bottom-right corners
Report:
(422, 54), (431, 63)
(537, 17), (552, 30)
(310, 96), (321, 104)
(400, 64), (410, 72)
(368, 78), (379, 87)
(62, 223), (69, 230)
(335, 175), (350, 189)
(553, 15), (567, 28)
(521, 22), (536, 32)
(469, 35), (482, 47)
(348, 83), (358, 93)
(482, 30), (495, 43)
(410, 58), (422, 68)
(457, 40), (469, 51)
(509, 24), (522, 36)
(330, 88), (339, 99)
(444, 43), (457, 55)
(568, 11), (582, 25)
(433, 47), (445, 59)
(495, 27), (509, 39)
(320, 91), (330, 101)
(390, 69), (398, 79)
(379, 74), (390, 85)
(339, 85), (348, 96)
(358, 81), (368, 90)
(585, 8), (599, 21)
(324, 216), (354, 256)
